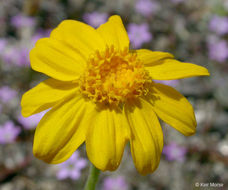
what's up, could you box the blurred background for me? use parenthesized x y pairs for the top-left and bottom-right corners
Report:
(0, 0), (228, 189)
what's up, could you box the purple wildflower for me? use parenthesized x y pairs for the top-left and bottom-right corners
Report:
(208, 38), (228, 62)
(2, 46), (18, 65)
(135, 0), (159, 17)
(83, 12), (108, 28)
(17, 48), (30, 66)
(128, 23), (152, 48)
(102, 176), (129, 190)
(209, 15), (228, 35)
(2, 30), (50, 67)
(2, 46), (30, 67)
(0, 121), (21, 144)
(163, 142), (187, 162)
(11, 14), (35, 28)
(0, 86), (17, 103)
(0, 38), (7, 53)
(56, 151), (87, 180)
(154, 80), (179, 87)
(17, 111), (46, 130)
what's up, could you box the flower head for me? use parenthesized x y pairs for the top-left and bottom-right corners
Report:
(128, 23), (152, 48)
(0, 121), (21, 144)
(2, 45), (30, 67)
(209, 15), (228, 35)
(21, 15), (209, 175)
(0, 38), (7, 53)
(11, 14), (35, 28)
(135, 0), (159, 17)
(0, 86), (17, 103)
(163, 142), (187, 162)
(102, 176), (129, 190)
(56, 151), (87, 180)
(208, 38), (228, 62)
(83, 12), (108, 28)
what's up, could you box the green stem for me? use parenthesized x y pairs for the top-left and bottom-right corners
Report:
(84, 164), (100, 190)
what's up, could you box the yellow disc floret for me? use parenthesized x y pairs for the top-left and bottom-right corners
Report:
(79, 45), (151, 106)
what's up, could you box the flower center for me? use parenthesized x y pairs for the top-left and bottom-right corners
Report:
(79, 46), (151, 106)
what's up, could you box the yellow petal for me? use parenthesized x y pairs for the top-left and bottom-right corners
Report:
(21, 78), (78, 117)
(124, 98), (163, 175)
(30, 38), (86, 81)
(33, 94), (95, 164)
(136, 49), (174, 65)
(147, 83), (197, 136)
(145, 59), (210, 80)
(51, 20), (106, 60)
(86, 107), (129, 171)
(97, 15), (129, 50)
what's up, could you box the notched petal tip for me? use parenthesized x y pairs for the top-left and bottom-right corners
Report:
(148, 83), (198, 137)
(138, 160), (161, 176)
(125, 98), (163, 176)
(92, 159), (121, 172)
(86, 108), (129, 172)
(182, 127), (196, 137)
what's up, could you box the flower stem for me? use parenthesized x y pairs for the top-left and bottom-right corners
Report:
(84, 163), (100, 190)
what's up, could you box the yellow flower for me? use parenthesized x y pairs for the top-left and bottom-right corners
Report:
(21, 15), (209, 175)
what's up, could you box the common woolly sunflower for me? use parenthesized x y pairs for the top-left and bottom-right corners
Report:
(21, 15), (209, 175)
